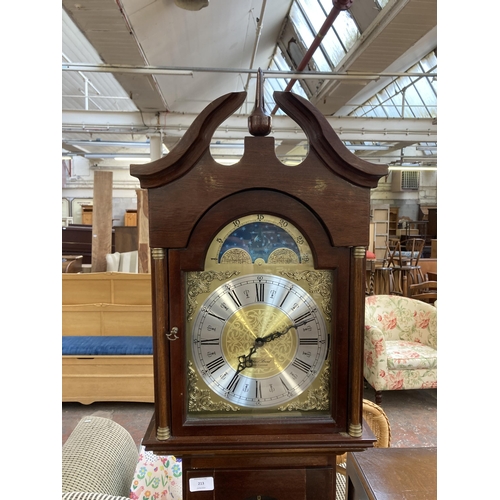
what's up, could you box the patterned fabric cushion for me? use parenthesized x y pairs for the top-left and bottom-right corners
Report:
(386, 340), (437, 370)
(129, 446), (182, 500)
(63, 493), (132, 500)
(62, 416), (139, 497)
(62, 336), (153, 356)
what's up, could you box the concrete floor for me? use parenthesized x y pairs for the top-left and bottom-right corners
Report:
(62, 387), (437, 448)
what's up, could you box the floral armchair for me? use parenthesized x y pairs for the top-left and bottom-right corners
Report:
(364, 295), (437, 404)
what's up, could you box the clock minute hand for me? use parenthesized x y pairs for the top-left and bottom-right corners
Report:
(259, 317), (315, 344)
(236, 318), (314, 374)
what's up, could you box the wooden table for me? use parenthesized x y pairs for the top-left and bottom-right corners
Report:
(346, 447), (437, 499)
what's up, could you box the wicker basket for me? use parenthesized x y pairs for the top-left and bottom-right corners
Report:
(336, 399), (392, 499)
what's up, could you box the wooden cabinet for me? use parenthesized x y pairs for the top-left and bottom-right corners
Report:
(81, 205), (93, 225)
(419, 206), (437, 240)
(62, 225), (115, 264)
(346, 447), (437, 499)
(124, 209), (137, 226)
(389, 207), (399, 237)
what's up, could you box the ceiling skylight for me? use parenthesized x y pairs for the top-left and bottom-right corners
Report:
(348, 51), (437, 119)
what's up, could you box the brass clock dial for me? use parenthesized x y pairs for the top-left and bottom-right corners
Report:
(191, 273), (329, 408)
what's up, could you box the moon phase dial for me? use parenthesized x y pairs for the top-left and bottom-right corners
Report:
(206, 214), (313, 266)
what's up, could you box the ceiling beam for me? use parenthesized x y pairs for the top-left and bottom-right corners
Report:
(62, 110), (436, 143)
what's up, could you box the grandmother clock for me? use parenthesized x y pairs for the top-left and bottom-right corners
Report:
(131, 73), (387, 500)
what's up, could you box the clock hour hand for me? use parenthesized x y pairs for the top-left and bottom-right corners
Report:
(236, 346), (258, 374)
(236, 318), (314, 374)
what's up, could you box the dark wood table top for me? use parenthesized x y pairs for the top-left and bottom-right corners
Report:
(347, 447), (437, 499)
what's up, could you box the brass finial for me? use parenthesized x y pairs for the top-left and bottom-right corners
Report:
(248, 68), (271, 136)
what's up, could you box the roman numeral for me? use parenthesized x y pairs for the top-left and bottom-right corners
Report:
(200, 338), (220, 345)
(255, 381), (262, 399)
(279, 290), (291, 308)
(255, 283), (265, 302)
(292, 358), (312, 373)
(208, 312), (226, 322)
(299, 338), (318, 345)
(206, 356), (225, 374)
(280, 377), (290, 391)
(228, 289), (242, 308)
(294, 311), (313, 323)
(226, 373), (241, 393)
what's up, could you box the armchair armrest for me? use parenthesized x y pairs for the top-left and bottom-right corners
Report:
(363, 324), (388, 377)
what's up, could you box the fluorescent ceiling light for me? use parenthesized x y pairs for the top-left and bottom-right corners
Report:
(388, 166), (437, 171)
(114, 157), (151, 163)
(271, 73), (379, 81)
(64, 140), (151, 147)
(346, 145), (390, 151)
(62, 63), (193, 76)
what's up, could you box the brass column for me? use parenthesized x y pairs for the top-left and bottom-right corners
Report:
(348, 246), (366, 437)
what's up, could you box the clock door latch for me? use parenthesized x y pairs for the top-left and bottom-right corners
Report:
(166, 327), (179, 341)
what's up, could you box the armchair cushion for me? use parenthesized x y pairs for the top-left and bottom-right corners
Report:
(386, 340), (437, 370)
(106, 252), (121, 272)
(119, 251), (138, 273)
(105, 251), (138, 273)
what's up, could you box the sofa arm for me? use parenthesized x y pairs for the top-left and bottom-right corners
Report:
(363, 324), (389, 389)
(62, 416), (139, 497)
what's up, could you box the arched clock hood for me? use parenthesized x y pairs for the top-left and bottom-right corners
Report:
(131, 89), (387, 250)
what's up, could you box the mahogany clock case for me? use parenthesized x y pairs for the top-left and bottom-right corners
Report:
(131, 90), (387, 457)
(168, 193), (350, 437)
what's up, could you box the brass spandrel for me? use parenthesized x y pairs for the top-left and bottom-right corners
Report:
(278, 362), (330, 412)
(279, 269), (333, 323)
(187, 361), (240, 413)
(186, 270), (240, 322)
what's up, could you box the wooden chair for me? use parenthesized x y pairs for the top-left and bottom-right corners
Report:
(391, 238), (425, 296)
(409, 280), (437, 304)
(368, 240), (399, 296)
(336, 399), (391, 499)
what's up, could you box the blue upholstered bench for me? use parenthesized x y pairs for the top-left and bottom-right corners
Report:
(62, 273), (154, 405)
(62, 336), (153, 356)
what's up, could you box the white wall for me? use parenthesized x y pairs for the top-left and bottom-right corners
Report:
(370, 170), (437, 220)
